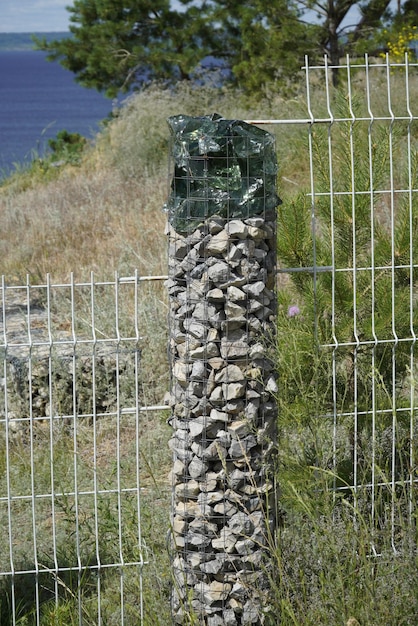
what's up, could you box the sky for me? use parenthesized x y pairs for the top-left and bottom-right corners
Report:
(0, 0), (70, 33)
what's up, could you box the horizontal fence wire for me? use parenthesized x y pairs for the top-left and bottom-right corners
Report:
(0, 271), (169, 625)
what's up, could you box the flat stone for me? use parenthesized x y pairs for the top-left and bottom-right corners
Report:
(212, 529), (237, 553)
(222, 381), (246, 400)
(207, 288), (225, 302)
(201, 580), (232, 604)
(215, 364), (244, 383)
(205, 230), (230, 255)
(242, 281), (265, 297)
(226, 220), (248, 238)
(227, 286), (246, 301)
(228, 420), (252, 438)
(175, 479), (200, 500)
(209, 408), (229, 423)
(197, 490), (224, 505)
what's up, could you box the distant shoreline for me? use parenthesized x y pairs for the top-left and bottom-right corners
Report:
(0, 32), (71, 51)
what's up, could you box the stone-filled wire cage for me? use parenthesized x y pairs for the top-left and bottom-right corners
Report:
(165, 114), (280, 625)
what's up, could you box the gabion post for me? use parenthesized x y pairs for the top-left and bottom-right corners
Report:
(166, 114), (279, 625)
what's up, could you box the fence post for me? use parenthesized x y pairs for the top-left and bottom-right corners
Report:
(166, 114), (279, 625)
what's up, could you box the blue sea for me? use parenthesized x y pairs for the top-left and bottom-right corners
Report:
(0, 50), (113, 177)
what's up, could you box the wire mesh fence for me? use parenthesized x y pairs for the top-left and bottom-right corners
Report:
(252, 54), (418, 556)
(0, 272), (168, 625)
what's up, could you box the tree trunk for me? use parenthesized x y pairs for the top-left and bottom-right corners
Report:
(328, 0), (340, 86)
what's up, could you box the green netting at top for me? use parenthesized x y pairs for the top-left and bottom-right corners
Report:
(165, 113), (280, 234)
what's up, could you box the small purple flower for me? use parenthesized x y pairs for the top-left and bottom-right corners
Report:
(287, 304), (300, 318)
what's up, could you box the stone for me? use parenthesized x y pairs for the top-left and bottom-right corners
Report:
(266, 375), (278, 394)
(247, 225), (266, 240)
(188, 455), (209, 479)
(207, 288), (225, 302)
(183, 319), (207, 340)
(227, 286), (246, 301)
(208, 216), (226, 234)
(220, 332), (249, 360)
(175, 500), (201, 519)
(185, 532), (212, 548)
(228, 420), (252, 439)
(209, 385), (224, 403)
(225, 301), (247, 320)
(249, 343), (265, 359)
(172, 518), (187, 535)
(242, 599), (262, 624)
(222, 382), (246, 400)
(201, 580), (232, 604)
(209, 408), (229, 423)
(194, 301), (218, 321)
(226, 220), (248, 238)
(189, 342), (219, 359)
(205, 230), (230, 255)
(225, 399), (245, 414)
(207, 261), (230, 285)
(188, 417), (207, 438)
(212, 529), (237, 553)
(225, 244), (242, 264)
(235, 538), (255, 555)
(215, 364), (244, 384)
(199, 473), (218, 492)
(229, 511), (254, 536)
(175, 480), (200, 500)
(190, 360), (207, 380)
(229, 435), (257, 458)
(197, 490), (224, 505)
(171, 458), (185, 477)
(242, 281), (265, 297)
(200, 557), (224, 575)
(228, 468), (246, 490)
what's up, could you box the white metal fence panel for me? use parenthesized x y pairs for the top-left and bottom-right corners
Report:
(250, 54), (418, 555)
(0, 272), (166, 625)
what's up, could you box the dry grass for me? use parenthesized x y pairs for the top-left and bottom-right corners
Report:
(0, 168), (167, 282)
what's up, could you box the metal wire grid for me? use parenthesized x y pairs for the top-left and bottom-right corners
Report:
(249, 54), (418, 554)
(167, 122), (278, 623)
(0, 271), (166, 625)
